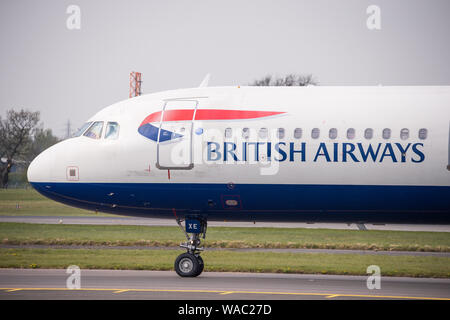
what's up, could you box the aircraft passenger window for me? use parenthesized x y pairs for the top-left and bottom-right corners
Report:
(400, 128), (409, 140)
(259, 128), (268, 139)
(277, 128), (285, 139)
(83, 121), (104, 139)
(329, 128), (338, 139)
(224, 128), (232, 138)
(73, 122), (92, 137)
(364, 128), (373, 140)
(105, 122), (120, 140)
(242, 128), (250, 139)
(418, 128), (428, 140)
(311, 128), (320, 139)
(294, 128), (302, 139)
(382, 128), (391, 140)
(347, 128), (355, 139)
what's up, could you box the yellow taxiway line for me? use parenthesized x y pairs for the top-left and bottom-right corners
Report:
(1, 287), (449, 300)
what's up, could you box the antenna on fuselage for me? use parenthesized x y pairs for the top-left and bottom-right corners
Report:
(199, 74), (211, 88)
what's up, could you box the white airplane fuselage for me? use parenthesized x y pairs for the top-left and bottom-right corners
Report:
(27, 86), (450, 223)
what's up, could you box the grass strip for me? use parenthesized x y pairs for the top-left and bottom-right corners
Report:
(1, 248), (449, 278)
(1, 222), (449, 252)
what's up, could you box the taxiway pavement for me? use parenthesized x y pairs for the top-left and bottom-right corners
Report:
(0, 269), (449, 300)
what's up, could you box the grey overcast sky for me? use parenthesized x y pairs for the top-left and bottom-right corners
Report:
(1, 0), (449, 137)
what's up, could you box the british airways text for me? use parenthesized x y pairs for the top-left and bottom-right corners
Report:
(206, 142), (425, 163)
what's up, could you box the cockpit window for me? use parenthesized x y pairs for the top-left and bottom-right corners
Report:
(105, 122), (120, 140)
(83, 121), (104, 139)
(73, 122), (92, 137)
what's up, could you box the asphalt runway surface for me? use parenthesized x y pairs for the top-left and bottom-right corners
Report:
(0, 269), (449, 300)
(1, 216), (450, 232)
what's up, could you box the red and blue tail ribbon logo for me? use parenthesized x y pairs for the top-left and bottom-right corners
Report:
(138, 109), (285, 142)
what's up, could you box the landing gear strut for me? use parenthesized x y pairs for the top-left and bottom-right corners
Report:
(174, 215), (207, 277)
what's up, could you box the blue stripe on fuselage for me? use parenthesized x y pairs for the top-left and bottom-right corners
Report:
(30, 182), (450, 223)
(138, 123), (182, 142)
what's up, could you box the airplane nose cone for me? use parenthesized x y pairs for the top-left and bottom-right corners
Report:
(27, 146), (55, 183)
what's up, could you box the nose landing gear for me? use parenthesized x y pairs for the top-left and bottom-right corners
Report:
(174, 215), (207, 277)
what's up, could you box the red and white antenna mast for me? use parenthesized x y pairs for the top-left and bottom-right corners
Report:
(129, 71), (142, 98)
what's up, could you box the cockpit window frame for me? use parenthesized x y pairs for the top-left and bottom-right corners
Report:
(73, 122), (93, 138)
(105, 121), (120, 140)
(83, 121), (104, 140)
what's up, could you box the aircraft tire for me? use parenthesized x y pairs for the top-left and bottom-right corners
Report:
(193, 255), (204, 277)
(175, 253), (201, 277)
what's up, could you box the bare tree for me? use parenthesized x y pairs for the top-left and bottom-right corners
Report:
(26, 128), (60, 163)
(250, 73), (317, 86)
(251, 75), (273, 86)
(0, 109), (40, 188)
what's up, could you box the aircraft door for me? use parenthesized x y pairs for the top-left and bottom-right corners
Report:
(156, 99), (198, 169)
